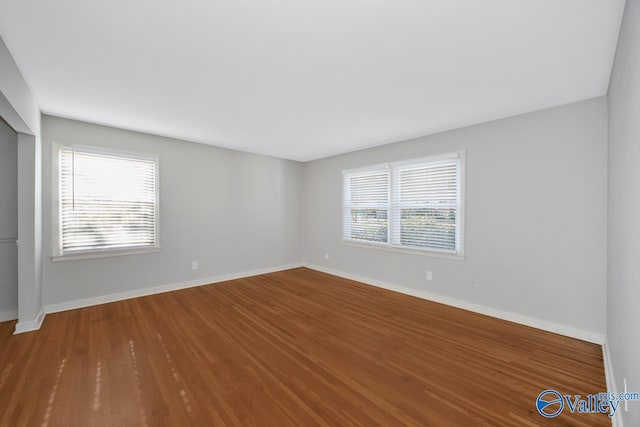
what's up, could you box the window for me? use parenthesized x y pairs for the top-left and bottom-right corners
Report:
(53, 145), (159, 259)
(342, 170), (390, 243)
(343, 151), (464, 256)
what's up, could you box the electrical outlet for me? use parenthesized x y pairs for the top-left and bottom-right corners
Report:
(192, 261), (198, 270)
(325, 252), (330, 260)
(426, 271), (433, 281)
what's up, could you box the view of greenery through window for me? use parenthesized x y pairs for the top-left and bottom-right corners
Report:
(350, 209), (388, 242)
(350, 207), (456, 250)
(399, 207), (456, 251)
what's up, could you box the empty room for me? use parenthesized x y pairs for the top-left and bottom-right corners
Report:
(0, 0), (638, 425)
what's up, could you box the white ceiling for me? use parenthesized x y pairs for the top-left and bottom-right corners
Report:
(0, 1), (625, 161)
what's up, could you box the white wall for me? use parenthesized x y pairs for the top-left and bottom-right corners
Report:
(304, 97), (607, 338)
(0, 118), (18, 319)
(607, 0), (640, 425)
(41, 115), (303, 306)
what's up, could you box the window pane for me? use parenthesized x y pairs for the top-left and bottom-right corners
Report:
(399, 207), (456, 251)
(349, 173), (389, 204)
(392, 159), (459, 252)
(343, 169), (389, 243)
(397, 163), (457, 204)
(350, 208), (388, 243)
(60, 149), (157, 253)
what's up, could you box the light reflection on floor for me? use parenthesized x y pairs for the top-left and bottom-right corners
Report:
(157, 333), (193, 415)
(92, 360), (101, 411)
(128, 340), (148, 427)
(41, 357), (67, 427)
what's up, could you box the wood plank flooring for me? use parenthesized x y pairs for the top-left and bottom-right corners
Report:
(0, 268), (609, 426)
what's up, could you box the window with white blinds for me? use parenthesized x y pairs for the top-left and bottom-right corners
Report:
(343, 169), (390, 243)
(343, 152), (464, 255)
(55, 146), (159, 256)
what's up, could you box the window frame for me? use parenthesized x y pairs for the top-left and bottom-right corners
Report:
(342, 151), (465, 259)
(51, 142), (161, 261)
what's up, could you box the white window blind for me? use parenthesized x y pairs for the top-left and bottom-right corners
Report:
(391, 159), (459, 252)
(58, 148), (158, 255)
(343, 152), (463, 255)
(343, 169), (390, 243)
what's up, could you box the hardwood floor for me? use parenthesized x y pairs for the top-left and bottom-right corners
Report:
(0, 268), (609, 426)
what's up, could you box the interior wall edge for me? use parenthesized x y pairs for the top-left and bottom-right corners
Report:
(603, 341), (625, 427)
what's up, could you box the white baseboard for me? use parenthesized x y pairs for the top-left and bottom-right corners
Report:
(45, 262), (304, 315)
(603, 341), (624, 427)
(0, 309), (18, 322)
(303, 263), (605, 345)
(14, 307), (46, 334)
(15, 262), (605, 348)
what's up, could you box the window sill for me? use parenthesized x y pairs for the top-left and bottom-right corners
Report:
(342, 240), (465, 261)
(51, 247), (161, 262)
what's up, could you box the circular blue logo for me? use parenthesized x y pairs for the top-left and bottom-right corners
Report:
(536, 389), (564, 418)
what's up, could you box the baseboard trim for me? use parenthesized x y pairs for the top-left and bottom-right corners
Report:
(603, 341), (624, 427)
(45, 262), (304, 315)
(0, 309), (18, 322)
(18, 262), (604, 346)
(14, 307), (46, 334)
(303, 263), (605, 345)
